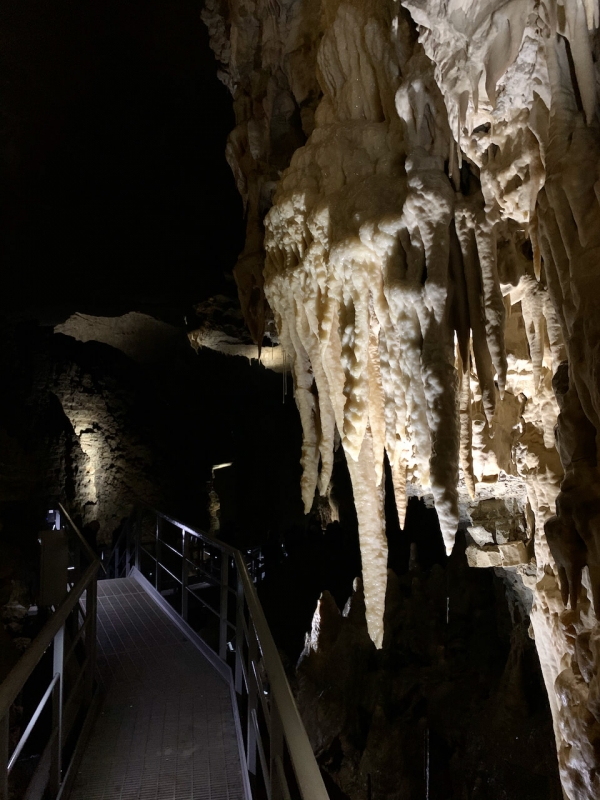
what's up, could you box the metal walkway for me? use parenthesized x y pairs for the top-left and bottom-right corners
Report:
(69, 576), (247, 800)
(0, 505), (329, 800)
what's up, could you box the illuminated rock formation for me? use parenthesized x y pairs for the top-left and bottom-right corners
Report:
(206, 1), (600, 794)
(201, 0), (324, 342)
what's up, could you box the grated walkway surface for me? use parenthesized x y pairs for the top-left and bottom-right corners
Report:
(70, 577), (246, 800)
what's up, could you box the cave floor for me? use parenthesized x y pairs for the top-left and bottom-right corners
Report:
(69, 577), (247, 800)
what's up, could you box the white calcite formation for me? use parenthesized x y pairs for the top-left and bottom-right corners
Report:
(206, 1), (600, 795)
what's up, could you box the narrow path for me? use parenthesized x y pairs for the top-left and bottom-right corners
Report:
(70, 578), (246, 800)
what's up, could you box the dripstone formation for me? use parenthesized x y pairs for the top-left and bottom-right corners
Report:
(202, 1), (600, 797)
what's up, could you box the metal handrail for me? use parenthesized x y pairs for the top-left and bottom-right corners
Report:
(0, 560), (98, 720)
(0, 556), (100, 800)
(115, 504), (329, 800)
(235, 551), (328, 799)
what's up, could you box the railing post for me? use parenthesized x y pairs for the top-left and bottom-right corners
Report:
(181, 530), (189, 623)
(134, 507), (142, 572)
(235, 570), (244, 695)
(155, 516), (161, 592)
(50, 625), (64, 794)
(0, 713), (9, 800)
(246, 624), (258, 775)
(114, 541), (120, 579)
(74, 535), (81, 583)
(219, 554), (229, 661)
(85, 575), (97, 708)
(125, 518), (131, 576)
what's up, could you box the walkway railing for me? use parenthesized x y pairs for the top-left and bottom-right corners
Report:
(107, 505), (329, 800)
(0, 514), (100, 800)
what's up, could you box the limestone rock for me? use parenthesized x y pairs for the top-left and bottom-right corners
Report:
(466, 544), (503, 568)
(201, 0), (324, 342)
(466, 541), (529, 568)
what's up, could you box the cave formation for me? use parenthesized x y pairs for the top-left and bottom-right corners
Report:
(204, 0), (600, 795)
(3, 0), (600, 798)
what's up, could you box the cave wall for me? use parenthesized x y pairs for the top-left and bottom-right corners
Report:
(296, 562), (561, 800)
(0, 323), (168, 541)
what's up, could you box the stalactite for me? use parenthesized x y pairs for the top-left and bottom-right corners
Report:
(263, 32), (518, 634)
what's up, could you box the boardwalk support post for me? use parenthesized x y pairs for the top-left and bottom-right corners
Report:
(235, 573), (244, 695)
(219, 555), (229, 661)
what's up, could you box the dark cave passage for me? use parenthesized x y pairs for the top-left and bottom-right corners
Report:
(1, 0), (243, 318)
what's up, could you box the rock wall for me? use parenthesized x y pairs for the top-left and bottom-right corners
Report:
(296, 570), (561, 800)
(49, 346), (162, 539)
(202, 0), (324, 341)
(205, 1), (600, 796)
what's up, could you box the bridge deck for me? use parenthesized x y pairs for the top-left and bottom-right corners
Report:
(70, 577), (247, 800)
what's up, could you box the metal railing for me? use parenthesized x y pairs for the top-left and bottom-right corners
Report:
(107, 505), (329, 800)
(0, 545), (99, 800)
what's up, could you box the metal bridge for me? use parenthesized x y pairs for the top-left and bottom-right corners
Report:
(0, 505), (329, 800)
